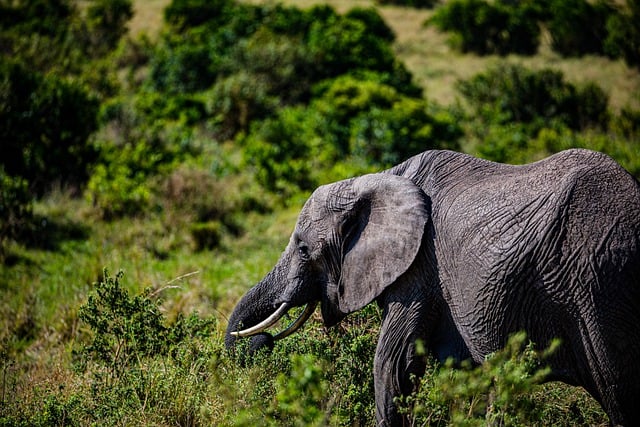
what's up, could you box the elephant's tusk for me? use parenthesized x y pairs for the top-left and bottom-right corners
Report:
(230, 302), (290, 337)
(273, 302), (317, 341)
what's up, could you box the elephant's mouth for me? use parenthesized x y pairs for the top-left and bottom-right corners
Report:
(230, 301), (318, 340)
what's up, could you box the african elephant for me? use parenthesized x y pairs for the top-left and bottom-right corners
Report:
(225, 149), (640, 426)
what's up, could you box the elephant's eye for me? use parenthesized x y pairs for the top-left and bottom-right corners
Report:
(298, 242), (310, 260)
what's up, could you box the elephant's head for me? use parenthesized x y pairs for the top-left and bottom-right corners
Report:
(225, 174), (429, 356)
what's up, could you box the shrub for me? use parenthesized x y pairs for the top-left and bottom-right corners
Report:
(85, 138), (181, 219)
(84, 0), (133, 57)
(546, 0), (616, 57)
(243, 75), (462, 193)
(227, 28), (314, 105)
(242, 106), (323, 195)
(605, 0), (640, 69)
(350, 99), (462, 167)
(307, 13), (397, 79)
(0, 0), (74, 38)
(148, 28), (219, 94)
(345, 7), (395, 42)
(0, 60), (100, 195)
(0, 169), (33, 248)
(272, 354), (329, 425)
(401, 333), (559, 426)
(164, 0), (236, 31)
(458, 63), (609, 131)
(610, 105), (640, 139)
(429, 0), (541, 55)
(71, 269), (216, 424)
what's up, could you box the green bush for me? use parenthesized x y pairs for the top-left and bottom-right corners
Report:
(458, 63), (609, 131)
(429, 0), (541, 55)
(605, 0), (640, 69)
(84, 0), (133, 57)
(350, 98), (462, 167)
(242, 106), (322, 195)
(307, 14), (396, 79)
(85, 138), (180, 219)
(0, 169), (33, 248)
(546, 0), (615, 57)
(0, 0), (73, 38)
(475, 123), (640, 178)
(401, 333), (559, 426)
(148, 29), (219, 94)
(164, 0), (236, 31)
(345, 7), (395, 42)
(0, 0), (132, 81)
(243, 75), (461, 193)
(272, 354), (329, 426)
(77, 269), (214, 368)
(0, 60), (100, 195)
(227, 28), (314, 106)
(70, 269), (216, 424)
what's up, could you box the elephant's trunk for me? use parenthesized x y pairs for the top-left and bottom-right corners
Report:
(224, 274), (280, 356)
(225, 251), (294, 359)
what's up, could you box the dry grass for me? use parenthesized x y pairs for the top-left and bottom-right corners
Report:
(129, 0), (170, 37)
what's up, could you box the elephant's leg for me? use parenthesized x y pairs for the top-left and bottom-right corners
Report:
(580, 312), (640, 425)
(374, 291), (429, 426)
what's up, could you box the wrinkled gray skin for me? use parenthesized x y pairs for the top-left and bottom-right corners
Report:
(225, 149), (640, 426)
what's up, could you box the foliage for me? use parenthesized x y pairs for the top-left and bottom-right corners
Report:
(428, 0), (541, 55)
(77, 269), (214, 369)
(0, 60), (100, 195)
(546, 0), (615, 57)
(84, 0), (134, 57)
(0, 170), (33, 254)
(429, 0), (638, 61)
(272, 354), (329, 426)
(164, 0), (236, 31)
(85, 141), (163, 219)
(242, 106), (321, 195)
(401, 333), (561, 426)
(458, 63), (609, 131)
(605, 0), (640, 69)
(74, 269), (215, 420)
(150, 0), (417, 137)
(0, 0), (132, 79)
(243, 75), (461, 194)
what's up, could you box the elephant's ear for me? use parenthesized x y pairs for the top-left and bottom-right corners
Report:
(336, 174), (429, 314)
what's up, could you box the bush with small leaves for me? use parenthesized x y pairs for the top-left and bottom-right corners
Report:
(546, 0), (616, 57)
(458, 63), (609, 131)
(400, 333), (560, 426)
(0, 169), (33, 250)
(605, 0), (640, 69)
(0, 60), (100, 196)
(429, 0), (541, 55)
(76, 269), (214, 379)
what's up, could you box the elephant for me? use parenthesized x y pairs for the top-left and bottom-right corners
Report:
(225, 149), (640, 426)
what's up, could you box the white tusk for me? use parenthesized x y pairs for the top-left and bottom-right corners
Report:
(274, 302), (317, 341)
(230, 302), (290, 337)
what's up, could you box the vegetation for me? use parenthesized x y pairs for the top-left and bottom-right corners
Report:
(430, 0), (640, 66)
(1, 0), (638, 425)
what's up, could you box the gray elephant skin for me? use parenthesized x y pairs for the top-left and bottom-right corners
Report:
(225, 149), (640, 426)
